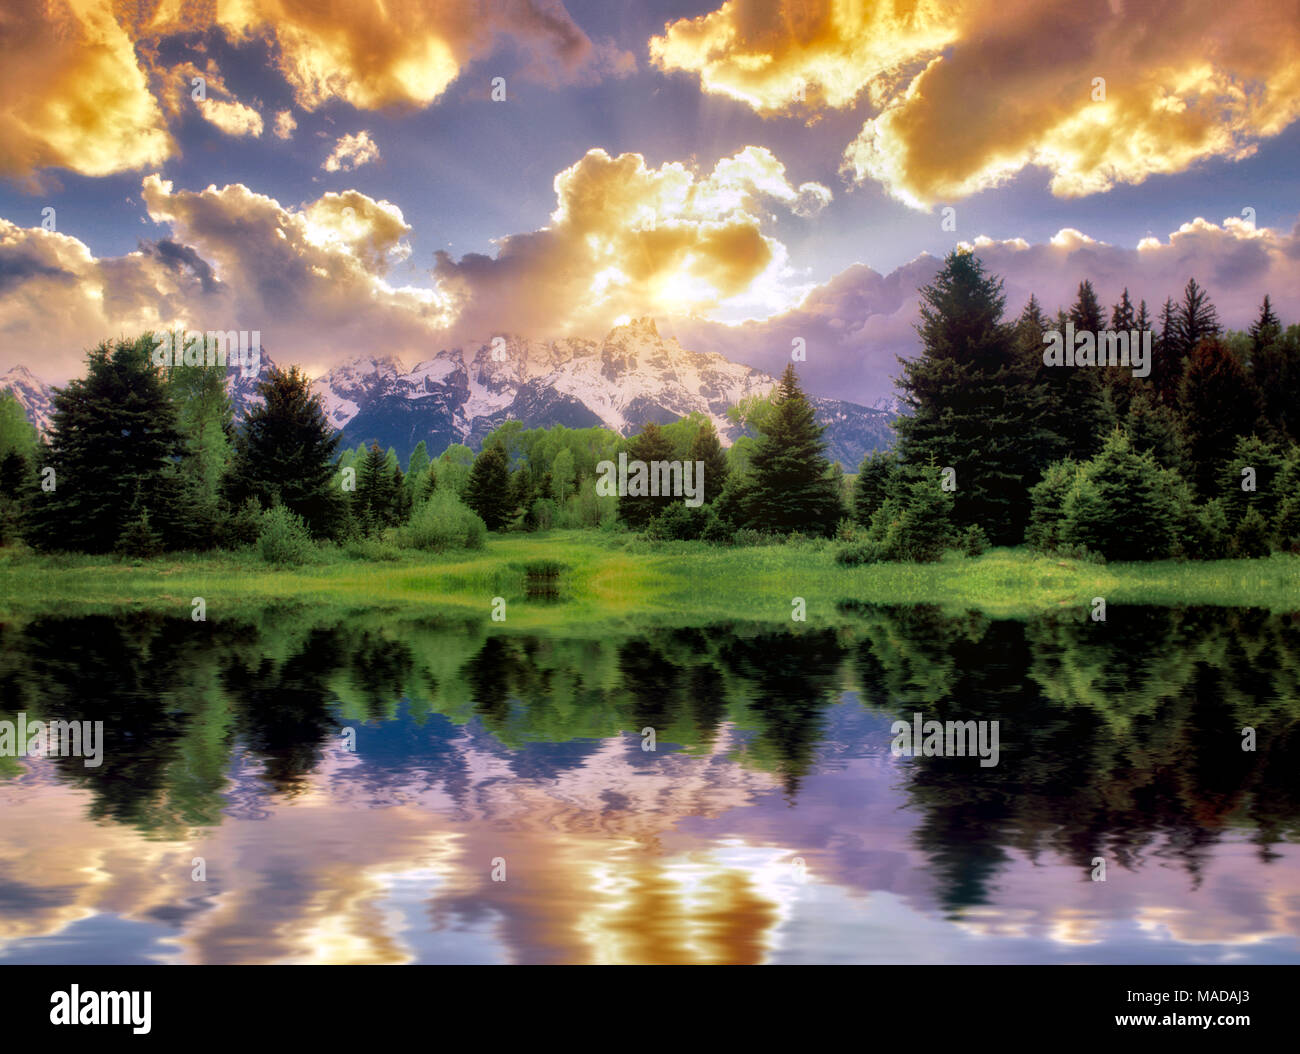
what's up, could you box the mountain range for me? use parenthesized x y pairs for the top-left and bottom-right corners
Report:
(3, 318), (897, 468)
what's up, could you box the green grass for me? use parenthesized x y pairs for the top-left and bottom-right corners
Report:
(0, 531), (1296, 627)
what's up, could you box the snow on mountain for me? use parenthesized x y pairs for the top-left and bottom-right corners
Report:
(314, 317), (897, 467)
(0, 365), (54, 435)
(4, 319), (898, 467)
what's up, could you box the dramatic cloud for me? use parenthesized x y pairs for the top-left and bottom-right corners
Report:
(0, 0), (173, 185)
(273, 110), (298, 140)
(652, 0), (1300, 208)
(324, 131), (381, 173)
(0, 178), (449, 381)
(1, 0), (630, 181)
(672, 213), (1300, 408)
(433, 145), (832, 341)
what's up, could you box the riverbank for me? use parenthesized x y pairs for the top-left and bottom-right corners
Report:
(1, 531), (1296, 627)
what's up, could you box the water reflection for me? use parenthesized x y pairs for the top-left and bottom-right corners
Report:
(0, 604), (1297, 963)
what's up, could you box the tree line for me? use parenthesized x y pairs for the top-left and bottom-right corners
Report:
(1, 252), (1296, 564)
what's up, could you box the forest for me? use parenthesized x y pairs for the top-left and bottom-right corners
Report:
(1, 250), (1297, 567)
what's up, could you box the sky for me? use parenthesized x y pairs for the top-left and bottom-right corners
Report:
(2, 0), (1299, 404)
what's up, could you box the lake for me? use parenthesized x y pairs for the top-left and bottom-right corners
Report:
(1, 603), (1297, 964)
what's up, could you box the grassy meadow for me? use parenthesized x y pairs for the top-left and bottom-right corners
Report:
(1, 530), (1296, 629)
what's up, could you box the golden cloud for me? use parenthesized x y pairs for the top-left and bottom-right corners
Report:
(653, 0), (1300, 208)
(0, 0), (173, 185)
(1, 0), (629, 181)
(435, 144), (831, 339)
(323, 131), (381, 173)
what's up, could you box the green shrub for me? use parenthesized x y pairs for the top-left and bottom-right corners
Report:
(646, 502), (705, 540)
(219, 496), (264, 549)
(1026, 460), (1077, 551)
(343, 536), (403, 561)
(116, 509), (163, 559)
(1060, 432), (1178, 561)
(699, 508), (732, 544)
(399, 488), (486, 552)
(960, 524), (989, 557)
(835, 541), (881, 566)
(1187, 498), (1231, 560)
(1231, 505), (1272, 558)
(258, 504), (316, 567)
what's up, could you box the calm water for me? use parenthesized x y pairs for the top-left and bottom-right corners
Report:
(1, 604), (1298, 964)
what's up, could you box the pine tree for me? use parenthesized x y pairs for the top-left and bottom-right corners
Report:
(895, 251), (1047, 542)
(1175, 278), (1220, 358)
(463, 444), (513, 530)
(222, 365), (343, 538)
(1109, 288), (1136, 331)
(853, 449), (900, 525)
(33, 335), (184, 553)
(1061, 431), (1176, 561)
(1249, 295), (1281, 354)
(1153, 297), (1181, 404)
(745, 364), (842, 535)
(618, 423), (676, 530)
(1180, 338), (1264, 496)
(406, 441), (431, 504)
(689, 418), (729, 504)
(354, 443), (394, 535)
(1069, 280), (1104, 334)
(1246, 296), (1297, 442)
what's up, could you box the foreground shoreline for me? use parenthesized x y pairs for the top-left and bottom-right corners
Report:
(1, 531), (1296, 626)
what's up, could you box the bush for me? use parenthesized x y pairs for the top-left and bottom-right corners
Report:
(1186, 497), (1230, 560)
(960, 524), (989, 557)
(398, 488), (486, 552)
(258, 504), (316, 567)
(1060, 433), (1177, 561)
(342, 536), (403, 561)
(219, 497), (264, 549)
(835, 541), (881, 566)
(1231, 505), (1272, 558)
(646, 502), (706, 540)
(1026, 460), (1076, 551)
(116, 509), (163, 559)
(699, 508), (732, 545)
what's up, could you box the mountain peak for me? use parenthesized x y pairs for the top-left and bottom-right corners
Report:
(606, 316), (659, 341)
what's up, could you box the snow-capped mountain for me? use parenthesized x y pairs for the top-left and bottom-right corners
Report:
(3, 319), (897, 467)
(0, 365), (53, 434)
(314, 318), (896, 466)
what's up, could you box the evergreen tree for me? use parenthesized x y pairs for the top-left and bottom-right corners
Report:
(1153, 297), (1181, 404)
(895, 251), (1046, 542)
(406, 441), (431, 504)
(1061, 431), (1176, 561)
(1247, 299), (1298, 442)
(33, 336), (183, 553)
(853, 449), (900, 525)
(1249, 294), (1281, 354)
(689, 418), (729, 504)
(463, 444), (513, 530)
(1109, 288), (1136, 331)
(222, 365), (343, 538)
(745, 364), (842, 535)
(354, 443), (396, 535)
(1174, 277), (1221, 358)
(1069, 280), (1104, 334)
(618, 423), (676, 530)
(1180, 338), (1264, 495)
